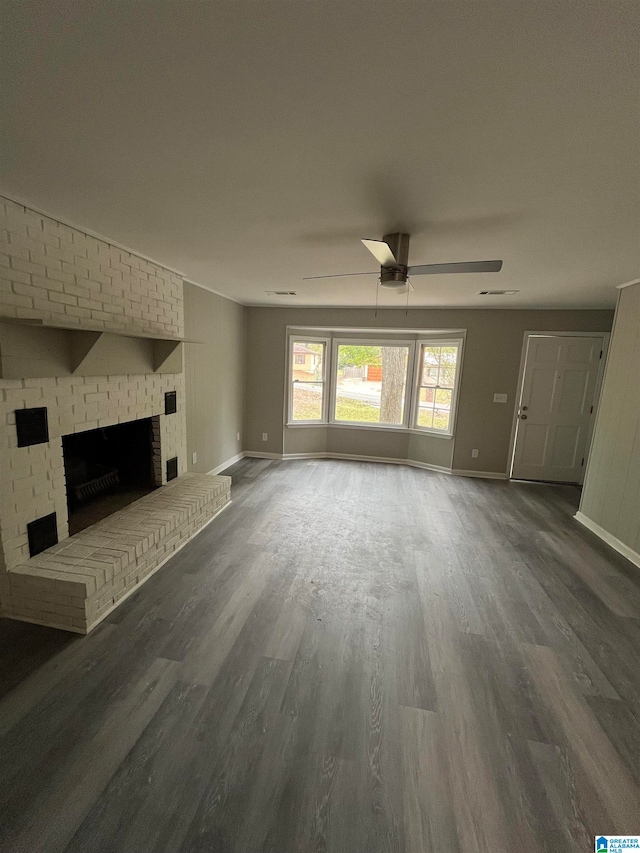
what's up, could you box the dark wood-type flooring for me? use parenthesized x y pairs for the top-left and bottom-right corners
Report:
(1, 458), (639, 852)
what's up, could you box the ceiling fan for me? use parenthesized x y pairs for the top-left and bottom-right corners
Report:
(303, 232), (503, 294)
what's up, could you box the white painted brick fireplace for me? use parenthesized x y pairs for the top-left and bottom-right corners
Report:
(0, 196), (229, 632)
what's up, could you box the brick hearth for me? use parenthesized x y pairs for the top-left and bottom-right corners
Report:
(3, 474), (230, 633)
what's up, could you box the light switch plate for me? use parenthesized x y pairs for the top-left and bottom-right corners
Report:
(493, 393), (508, 403)
(192, 452), (197, 464)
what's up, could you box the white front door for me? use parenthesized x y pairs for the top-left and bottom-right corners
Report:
(511, 335), (604, 483)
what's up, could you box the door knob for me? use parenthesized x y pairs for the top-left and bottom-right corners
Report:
(520, 414), (528, 420)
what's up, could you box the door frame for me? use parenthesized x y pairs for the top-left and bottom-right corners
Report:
(508, 331), (610, 483)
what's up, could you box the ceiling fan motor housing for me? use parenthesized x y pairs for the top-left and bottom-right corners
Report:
(380, 268), (409, 288)
(380, 232), (409, 288)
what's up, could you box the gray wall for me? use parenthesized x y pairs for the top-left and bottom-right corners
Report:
(245, 307), (613, 473)
(184, 283), (245, 473)
(579, 283), (640, 559)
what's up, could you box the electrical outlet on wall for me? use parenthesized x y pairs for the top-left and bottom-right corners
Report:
(236, 432), (241, 442)
(192, 452), (197, 464)
(262, 433), (268, 441)
(472, 449), (479, 458)
(493, 393), (508, 403)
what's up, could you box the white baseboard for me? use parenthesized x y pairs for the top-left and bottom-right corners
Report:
(242, 450), (509, 480)
(451, 468), (509, 480)
(207, 452), (245, 475)
(574, 511), (640, 569)
(283, 452), (328, 460)
(280, 451), (450, 474)
(243, 451), (283, 460)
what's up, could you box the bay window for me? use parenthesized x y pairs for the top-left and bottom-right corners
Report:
(287, 332), (463, 437)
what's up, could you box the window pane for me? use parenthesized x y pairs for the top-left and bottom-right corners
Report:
(420, 347), (440, 385)
(438, 346), (458, 387)
(417, 387), (436, 428)
(422, 366), (439, 386)
(417, 405), (434, 429)
(292, 382), (324, 421)
(421, 347), (441, 385)
(292, 341), (324, 380)
(416, 343), (459, 432)
(421, 345), (458, 388)
(438, 367), (454, 388)
(290, 340), (325, 421)
(434, 388), (452, 407)
(433, 408), (451, 431)
(335, 345), (409, 425)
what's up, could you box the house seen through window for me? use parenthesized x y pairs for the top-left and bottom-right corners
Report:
(290, 341), (326, 421)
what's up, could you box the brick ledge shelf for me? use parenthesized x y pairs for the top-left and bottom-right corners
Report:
(2, 473), (231, 634)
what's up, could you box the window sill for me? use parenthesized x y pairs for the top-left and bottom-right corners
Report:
(286, 422), (454, 439)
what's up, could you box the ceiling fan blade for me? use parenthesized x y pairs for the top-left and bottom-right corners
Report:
(361, 239), (398, 268)
(302, 271), (379, 281)
(408, 260), (503, 275)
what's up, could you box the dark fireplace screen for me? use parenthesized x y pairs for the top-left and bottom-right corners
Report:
(62, 418), (157, 535)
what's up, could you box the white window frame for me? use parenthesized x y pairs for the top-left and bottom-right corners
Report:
(285, 330), (465, 438)
(410, 337), (464, 437)
(287, 335), (330, 425)
(329, 338), (415, 430)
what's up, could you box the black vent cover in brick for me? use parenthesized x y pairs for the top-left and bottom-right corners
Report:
(16, 407), (49, 447)
(166, 457), (178, 481)
(164, 391), (177, 415)
(27, 512), (58, 557)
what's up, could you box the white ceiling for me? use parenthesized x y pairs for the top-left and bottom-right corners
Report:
(1, 1), (638, 308)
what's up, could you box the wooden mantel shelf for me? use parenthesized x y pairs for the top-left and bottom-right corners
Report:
(0, 317), (202, 379)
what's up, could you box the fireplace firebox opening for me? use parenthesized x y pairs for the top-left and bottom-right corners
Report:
(62, 418), (158, 535)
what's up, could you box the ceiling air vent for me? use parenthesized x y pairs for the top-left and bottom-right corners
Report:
(265, 290), (297, 296)
(478, 290), (519, 296)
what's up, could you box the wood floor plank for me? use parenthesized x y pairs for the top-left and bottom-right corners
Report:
(400, 706), (461, 853)
(393, 554), (437, 711)
(525, 643), (640, 832)
(526, 738), (610, 851)
(585, 696), (640, 785)
(433, 664), (522, 852)
(178, 656), (293, 852)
